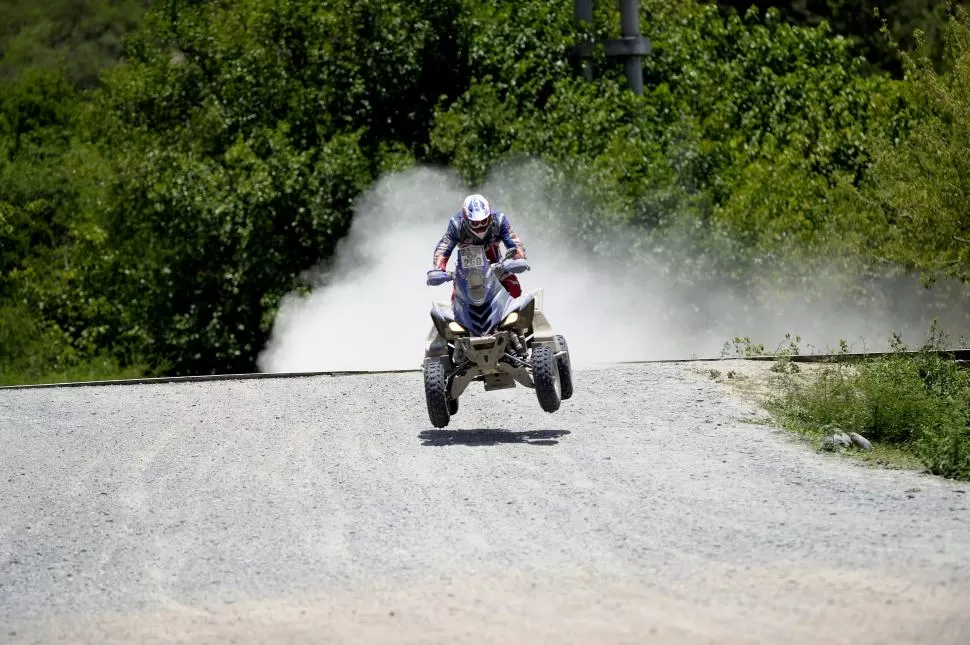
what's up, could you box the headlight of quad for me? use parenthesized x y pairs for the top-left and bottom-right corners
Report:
(448, 321), (466, 335)
(500, 312), (519, 329)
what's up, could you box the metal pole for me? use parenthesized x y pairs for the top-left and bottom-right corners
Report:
(575, 0), (593, 23)
(575, 0), (594, 81)
(618, 0), (643, 94)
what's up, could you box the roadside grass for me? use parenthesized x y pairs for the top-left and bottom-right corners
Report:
(752, 331), (970, 481)
(0, 356), (147, 387)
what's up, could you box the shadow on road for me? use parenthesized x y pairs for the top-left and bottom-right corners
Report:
(419, 429), (570, 447)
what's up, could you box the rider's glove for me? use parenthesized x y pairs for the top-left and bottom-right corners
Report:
(501, 258), (531, 274)
(426, 269), (451, 286)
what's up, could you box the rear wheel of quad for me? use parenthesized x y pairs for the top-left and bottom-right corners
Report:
(555, 334), (573, 400)
(423, 358), (450, 428)
(532, 342), (561, 413)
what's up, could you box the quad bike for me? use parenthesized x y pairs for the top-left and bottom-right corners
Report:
(422, 245), (573, 428)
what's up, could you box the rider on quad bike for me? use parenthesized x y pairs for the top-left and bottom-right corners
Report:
(426, 194), (527, 296)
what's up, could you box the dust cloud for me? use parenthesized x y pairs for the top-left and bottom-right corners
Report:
(256, 164), (968, 372)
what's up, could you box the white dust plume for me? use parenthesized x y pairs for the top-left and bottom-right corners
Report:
(257, 164), (969, 372)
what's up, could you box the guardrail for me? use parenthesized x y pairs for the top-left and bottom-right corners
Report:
(617, 349), (970, 365)
(2, 349), (967, 390)
(0, 368), (421, 391)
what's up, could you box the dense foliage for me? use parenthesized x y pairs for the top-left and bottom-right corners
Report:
(717, 1), (962, 74)
(858, 9), (970, 284)
(2, 0), (970, 383)
(0, 0), (149, 88)
(769, 331), (970, 480)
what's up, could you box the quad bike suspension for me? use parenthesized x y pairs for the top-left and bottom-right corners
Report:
(509, 331), (528, 359)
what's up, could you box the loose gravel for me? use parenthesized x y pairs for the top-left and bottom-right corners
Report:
(1, 363), (968, 644)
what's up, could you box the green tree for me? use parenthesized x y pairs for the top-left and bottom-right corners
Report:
(2, 0), (957, 383)
(80, 0), (470, 373)
(0, 0), (149, 87)
(716, 1), (961, 74)
(432, 2), (898, 279)
(0, 66), (109, 379)
(849, 7), (970, 285)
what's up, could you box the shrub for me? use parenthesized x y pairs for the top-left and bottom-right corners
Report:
(771, 331), (970, 479)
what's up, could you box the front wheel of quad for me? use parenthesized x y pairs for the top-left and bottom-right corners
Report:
(555, 334), (573, 400)
(423, 358), (450, 428)
(532, 342), (561, 413)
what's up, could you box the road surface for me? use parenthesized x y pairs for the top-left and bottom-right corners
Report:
(1, 363), (968, 644)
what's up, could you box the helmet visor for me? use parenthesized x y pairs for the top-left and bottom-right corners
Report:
(469, 216), (491, 233)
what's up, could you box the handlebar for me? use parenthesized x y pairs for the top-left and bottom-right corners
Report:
(427, 259), (530, 286)
(500, 258), (530, 274)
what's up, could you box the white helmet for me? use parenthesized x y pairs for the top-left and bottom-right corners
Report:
(461, 194), (492, 240)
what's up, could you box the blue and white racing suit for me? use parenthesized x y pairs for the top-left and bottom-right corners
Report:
(432, 211), (527, 296)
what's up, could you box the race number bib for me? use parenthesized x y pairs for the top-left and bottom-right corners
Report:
(459, 245), (485, 269)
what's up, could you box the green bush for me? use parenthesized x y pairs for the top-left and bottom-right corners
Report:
(716, 1), (958, 75)
(0, 0), (148, 88)
(771, 333), (970, 479)
(0, 301), (147, 385)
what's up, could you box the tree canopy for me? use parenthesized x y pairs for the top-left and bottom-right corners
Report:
(1, 0), (968, 382)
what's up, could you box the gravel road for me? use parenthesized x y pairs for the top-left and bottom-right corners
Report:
(1, 363), (968, 644)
